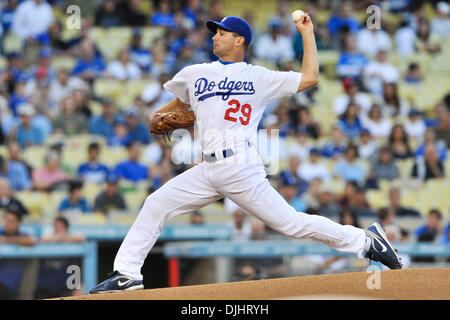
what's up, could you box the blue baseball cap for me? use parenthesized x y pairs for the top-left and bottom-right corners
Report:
(207, 16), (252, 44)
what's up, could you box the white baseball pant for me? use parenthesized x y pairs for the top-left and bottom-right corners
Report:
(114, 145), (366, 280)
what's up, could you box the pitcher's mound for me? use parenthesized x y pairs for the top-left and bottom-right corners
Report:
(61, 268), (449, 300)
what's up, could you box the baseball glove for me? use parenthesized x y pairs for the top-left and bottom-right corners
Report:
(150, 110), (196, 138)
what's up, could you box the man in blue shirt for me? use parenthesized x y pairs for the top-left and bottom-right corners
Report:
(77, 142), (110, 184)
(278, 170), (307, 212)
(0, 203), (36, 299)
(58, 180), (91, 213)
(14, 103), (45, 148)
(114, 141), (149, 183)
(123, 106), (150, 145)
(327, 3), (360, 37)
(129, 29), (151, 72)
(72, 39), (106, 82)
(89, 97), (117, 138)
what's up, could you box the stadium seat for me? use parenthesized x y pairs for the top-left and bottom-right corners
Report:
(83, 182), (104, 204)
(22, 145), (47, 169)
(99, 146), (128, 167)
(124, 190), (147, 212)
(367, 189), (389, 209)
(15, 191), (49, 221)
(2, 33), (22, 53)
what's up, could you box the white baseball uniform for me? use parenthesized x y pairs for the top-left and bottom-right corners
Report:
(113, 60), (367, 280)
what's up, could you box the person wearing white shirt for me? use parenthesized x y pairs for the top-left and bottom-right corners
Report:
(333, 78), (372, 116)
(255, 18), (294, 63)
(375, 82), (410, 119)
(404, 110), (426, 142)
(361, 104), (392, 139)
(226, 207), (252, 241)
(12, 0), (54, 40)
(49, 69), (87, 105)
(357, 129), (378, 161)
(297, 148), (331, 183)
(356, 28), (391, 58)
(431, 2), (450, 38)
(395, 21), (417, 56)
(105, 49), (142, 81)
(286, 128), (313, 161)
(362, 49), (399, 97)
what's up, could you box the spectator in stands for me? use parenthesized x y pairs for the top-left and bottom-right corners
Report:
(415, 18), (441, 54)
(415, 128), (447, 162)
(363, 49), (399, 97)
(395, 20), (417, 56)
(93, 173), (127, 215)
(297, 148), (331, 183)
(432, 103), (450, 147)
(11, 0), (54, 41)
(114, 141), (149, 183)
(142, 136), (165, 165)
(367, 146), (399, 187)
(404, 63), (424, 84)
(404, 109), (426, 142)
(338, 181), (357, 208)
(0, 177), (28, 217)
(335, 35), (369, 81)
(141, 72), (176, 116)
(72, 39), (106, 82)
(12, 103), (45, 148)
(49, 68), (87, 106)
(278, 170), (307, 212)
(4, 142), (31, 191)
(120, 0), (148, 26)
(356, 25), (391, 58)
(189, 210), (205, 225)
(301, 178), (321, 211)
(286, 127), (313, 161)
(236, 264), (261, 281)
(58, 180), (91, 214)
(317, 184), (341, 218)
(388, 124), (413, 159)
(129, 29), (152, 72)
(340, 208), (360, 228)
(321, 126), (347, 159)
(361, 104), (392, 139)
(89, 97), (117, 139)
(295, 106), (321, 140)
(36, 216), (85, 299)
(123, 106), (150, 145)
(227, 208), (252, 241)
(0, 203), (36, 299)
(151, 0), (176, 28)
(254, 17), (294, 63)
(431, 2), (450, 38)
(32, 150), (67, 191)
(377, 82), (411, 119)
(77, 142), (110, 184)
(411, 143), (445, 181)
(414, 209), (443, 262)
(357, 128), (378, 161)
(348, 186), (374, 217)
(285, 157), (309, 196)
(8, 74), (28, 117)
(105, 49), (142, 81)
(327, 2), (360, 42)
(107, 119), (131, 147)
(333, 144), (366, 183)
(52, 96), (88, 136)
(94, 0), (123, 27)
(338, 102), (363, 139)
(388, 187), (421, 217)
(1, 0), (18, 34)
(40, 217), (85, 243)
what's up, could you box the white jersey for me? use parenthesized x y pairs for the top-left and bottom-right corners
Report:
(163, 60), (302, 154)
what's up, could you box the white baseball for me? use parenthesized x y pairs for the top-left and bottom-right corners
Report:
(291, 10), (305, 22)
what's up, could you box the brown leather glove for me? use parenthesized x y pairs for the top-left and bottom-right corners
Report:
(150, 110), (196, 136)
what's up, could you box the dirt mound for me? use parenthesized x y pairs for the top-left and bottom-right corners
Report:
(61, 268), (449, 300)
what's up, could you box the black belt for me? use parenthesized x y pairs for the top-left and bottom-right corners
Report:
(203, 149), (234, 163)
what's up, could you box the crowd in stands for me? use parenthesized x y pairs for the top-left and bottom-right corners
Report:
(0, 0), (449, 266)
